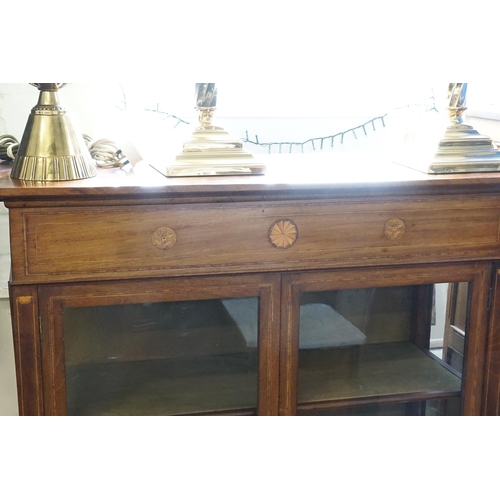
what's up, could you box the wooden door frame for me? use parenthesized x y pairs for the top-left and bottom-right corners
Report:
(280, 262), (492, 416)
(38, 273), (281, 416)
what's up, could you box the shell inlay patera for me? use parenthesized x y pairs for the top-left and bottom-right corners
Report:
(152, 227), (177, 250)
(269, 219), (298, 249)
(384, 218), (406, 241)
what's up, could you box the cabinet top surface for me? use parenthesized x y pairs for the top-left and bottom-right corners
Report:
(2, 152), (500, 203)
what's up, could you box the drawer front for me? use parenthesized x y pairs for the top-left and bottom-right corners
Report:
(11, 198), (500, 282)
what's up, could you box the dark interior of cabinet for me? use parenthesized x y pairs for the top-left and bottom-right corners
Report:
(295, 284), (466, 415)
(63, 298), (260, 416)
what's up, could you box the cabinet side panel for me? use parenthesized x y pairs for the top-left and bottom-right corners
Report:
(8, 209), (26, 283)
(9, 285), (43, 416)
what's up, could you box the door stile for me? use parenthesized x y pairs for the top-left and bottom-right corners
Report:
(279, 274), (301, 416)
(257, 274), (281, 416)
(461, 263), (493, 416)
(38, 291), (68, 416)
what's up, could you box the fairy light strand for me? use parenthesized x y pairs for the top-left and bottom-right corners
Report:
(145, 96), (437, 153)
(242, 99), (436, 154)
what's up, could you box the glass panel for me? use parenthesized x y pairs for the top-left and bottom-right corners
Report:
(63, 297), (259, 416)
(297, 283), (468, 415)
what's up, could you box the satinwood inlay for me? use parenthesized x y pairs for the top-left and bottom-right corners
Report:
(269, 219), (298, 249)
(17, 296), (33, 304)
(152, 226), (177, 250)
(384, 218), (406, 241)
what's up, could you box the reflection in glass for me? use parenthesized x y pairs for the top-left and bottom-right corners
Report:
(298, 284), (468, 416)
(63, 297), (259, 416)
(298, 398), (462, 416)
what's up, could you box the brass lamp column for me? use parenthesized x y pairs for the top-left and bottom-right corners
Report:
(162, 83), (266, 177)
(10, 83), (97, 181)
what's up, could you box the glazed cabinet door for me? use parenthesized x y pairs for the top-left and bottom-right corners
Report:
(38, 274), (281, 416)
(280, 263), (492, 416)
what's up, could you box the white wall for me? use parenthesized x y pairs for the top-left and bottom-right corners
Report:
(466, 116), (500, 143)
(0, 83), (94, 139)
(0, 297), (17, 416)
(0, 202), (16, 415)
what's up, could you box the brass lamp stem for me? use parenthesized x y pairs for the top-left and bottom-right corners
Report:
(448, 107), (467, 126)
(197, 107), (216, 128)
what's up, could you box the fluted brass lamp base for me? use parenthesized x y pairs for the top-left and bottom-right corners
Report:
(10, 84), (97, 182)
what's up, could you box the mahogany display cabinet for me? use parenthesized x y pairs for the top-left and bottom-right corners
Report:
(1, 153), (499, 416)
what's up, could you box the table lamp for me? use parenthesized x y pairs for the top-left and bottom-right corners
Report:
(158, 83), (266, 177)
(395, 83), (500, 174)
(428, 83), (500, 173)
(10, 83), (97, 181)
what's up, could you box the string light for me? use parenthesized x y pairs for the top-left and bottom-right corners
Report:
(145, 104), (190, 128)
(145, 96), (437, 154)
(242, 99), (436, 154)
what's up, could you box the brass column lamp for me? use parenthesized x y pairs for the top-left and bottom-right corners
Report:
(160, 83), (266, 177)
(10, 83), (97, 181)
(430, 83), (500, 173)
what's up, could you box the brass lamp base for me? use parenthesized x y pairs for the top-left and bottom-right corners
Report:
(428, 122), (500, 174)
(10, 83), (97, 182)
(394, 106), (500, 175)
(158, 107), (266, 178)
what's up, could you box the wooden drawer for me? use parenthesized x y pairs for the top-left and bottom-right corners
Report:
(10, 196), (500, 283)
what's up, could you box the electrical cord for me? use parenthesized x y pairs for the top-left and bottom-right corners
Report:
(0, 133), (130, 169)
(0, 135), (19, 161)
(83, 135), (130, 169)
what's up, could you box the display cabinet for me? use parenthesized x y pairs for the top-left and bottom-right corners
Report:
(1, 153), (500, 416)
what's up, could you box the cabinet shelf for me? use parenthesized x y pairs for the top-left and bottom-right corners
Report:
(298, 342), (462, 410)
(66, 353), (258, 416)
(65, 342), (461, 416)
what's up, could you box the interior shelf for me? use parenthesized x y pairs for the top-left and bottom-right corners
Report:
(298, 341), (462, 409)
(66, 342), (461, 415)
(65, 353), (258, 416)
